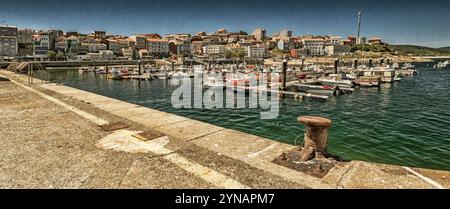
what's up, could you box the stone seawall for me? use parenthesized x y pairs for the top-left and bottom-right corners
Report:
(1, 69), (449, 189)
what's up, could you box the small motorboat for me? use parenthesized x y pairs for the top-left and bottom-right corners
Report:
(318, 74), (356, 88)
(78, 67), (89, 73)
(204, 76), (225, 87)
(107, 69), (123, 80)
(434, 60), (449, 69)
(155, 71), (172, 79)
(299, 74), (321, 85)
(402, 63), (415, 69)
(394, 74), (403, 82)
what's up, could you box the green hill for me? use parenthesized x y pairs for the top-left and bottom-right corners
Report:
(390, 45), (450, 55)
(438, 47), (450, 53)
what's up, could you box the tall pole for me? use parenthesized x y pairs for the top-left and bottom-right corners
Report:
(357, 11), (362, 45)
(282, 58), (287, 91)
(138, 60), (142, 75)
(334, 59), (339, 74)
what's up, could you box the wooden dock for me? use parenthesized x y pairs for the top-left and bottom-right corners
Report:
(234, 86), (329, 100)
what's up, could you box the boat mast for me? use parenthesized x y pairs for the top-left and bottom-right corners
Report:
(357, 11), (362, 45)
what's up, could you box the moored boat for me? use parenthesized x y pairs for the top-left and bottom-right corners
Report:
(355, 76), (381, 87)
(434, 60), (449, 69)
(78, 66), (89, 73)
(318, 74), (356, 88)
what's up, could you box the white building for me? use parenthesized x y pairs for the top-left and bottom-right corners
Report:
(274, 29), (292, 38)
(277, 39), (293, 51)
(163, 34), (191, 41)
(129, 35), (147, 49)
(122, 47), (135, 59)
(202, 45), (225, 55)
(302, 38), (325, 56)
(172, 40), (191, 56)
(329, 36), (342, 45)
(88, 50), (113, 61)
(246, 46), (266, 59)
(55, 36), (68, 52)
(324, 45), (351, 56)
(18, 29), (36, 44)
(107, 39), (133, 55)
(80, 43), (107, 53)
(147, 39), (169, 58)
(33, 33), (51, 59)
(252, 28), (267, 41)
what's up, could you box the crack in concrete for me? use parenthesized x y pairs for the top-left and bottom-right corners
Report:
(336, 163), (356, 189)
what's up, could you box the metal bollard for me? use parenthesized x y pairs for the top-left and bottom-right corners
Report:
(297, 116), (332, 161)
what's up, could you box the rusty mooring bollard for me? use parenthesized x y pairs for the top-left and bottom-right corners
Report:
(297, 116), (332, 161)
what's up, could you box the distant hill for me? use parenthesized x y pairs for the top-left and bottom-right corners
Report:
(390, 45), (450, 55)
(438, 46), (450, 53)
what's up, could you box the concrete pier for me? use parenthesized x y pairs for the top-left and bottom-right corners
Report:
(1, 69), (449, 189)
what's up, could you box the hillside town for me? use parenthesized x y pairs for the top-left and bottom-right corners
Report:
(1, 24), (389, 62)
(1, 0), (450, 193)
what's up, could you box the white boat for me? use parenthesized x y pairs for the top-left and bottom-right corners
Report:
(394, 74), (402, 82)
(107, 69), (123, 80)
(303, 64), (324, 73)
(318, 74), (355, 88)
(299, 74), (321, 85)
(155, 70), (172, 79)
(402, 63), (415, 69)
(171, 72), (188, 79)
(358, 67), (396, 83)
(87, 66), (96, 72)
(392, 63), (400, 69)
(204, 76), (225, 87)
(355, 75), (381, 87)
(434, 60), (449, 69)
(78, 66), (89, 73)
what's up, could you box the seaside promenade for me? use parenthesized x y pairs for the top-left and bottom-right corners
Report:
(1, 69), (449, 189)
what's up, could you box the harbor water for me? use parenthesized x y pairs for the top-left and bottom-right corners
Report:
(36, 62), (450, 171)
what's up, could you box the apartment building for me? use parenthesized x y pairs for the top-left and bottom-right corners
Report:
(147, 39), (169, 58)
(202, 45), (225, 55)
(252, 28), (267, 42)
(302, 38), (326, 55)
(0, 25), (18, 58)
(129, 35), (147, 49)
(246, 46), (266, 59)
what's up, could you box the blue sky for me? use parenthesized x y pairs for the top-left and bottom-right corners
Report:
(1, 0), (449, 47)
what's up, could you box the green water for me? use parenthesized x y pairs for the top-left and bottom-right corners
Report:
(39, 62), (450, 171)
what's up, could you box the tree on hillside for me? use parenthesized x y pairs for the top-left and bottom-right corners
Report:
(56, 51), (66, 61)
(271, 49), (285, 58)
(47, 51), (57, 61)
(225, 48), (246, 59)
